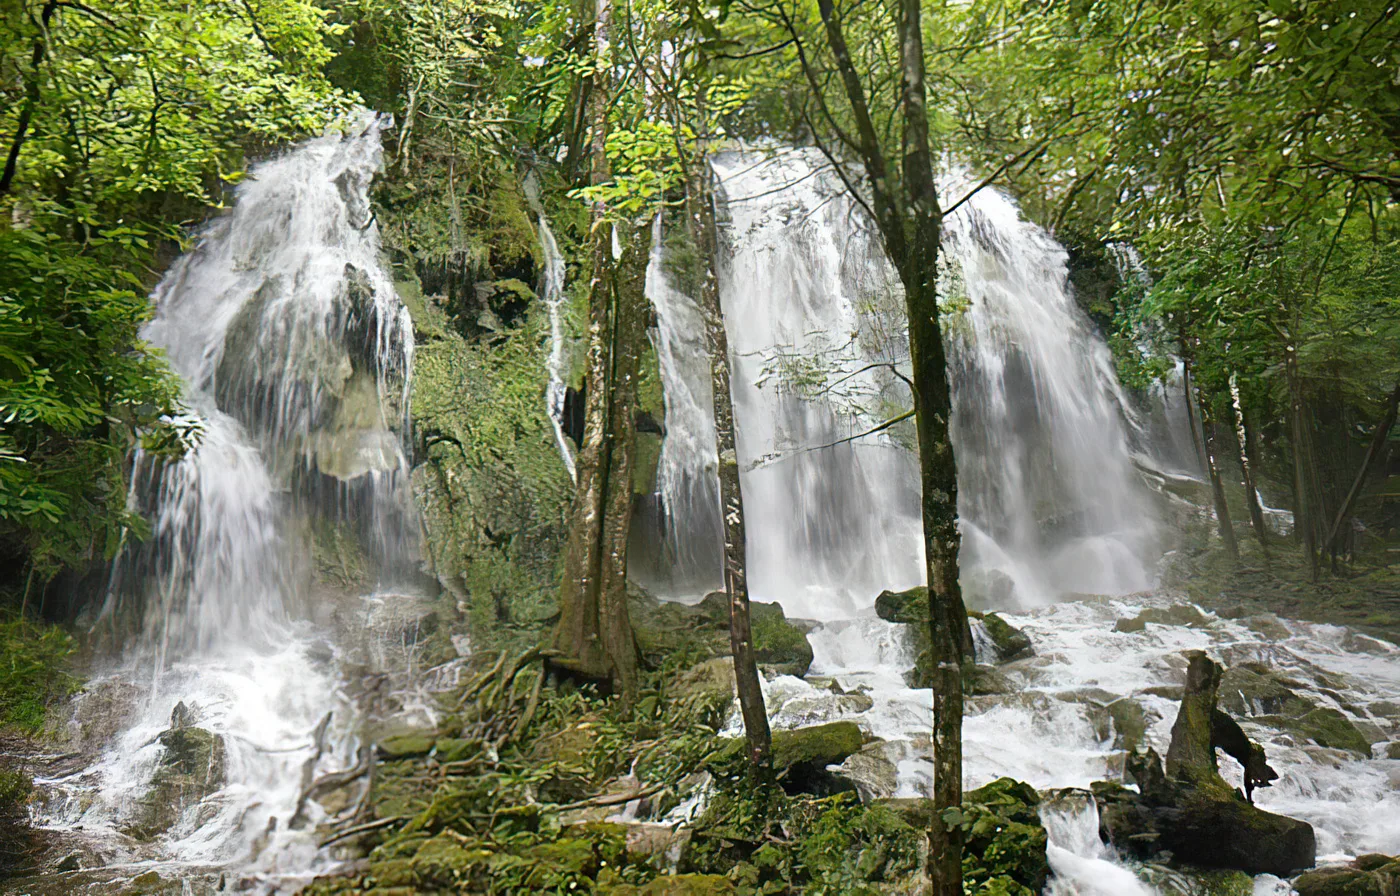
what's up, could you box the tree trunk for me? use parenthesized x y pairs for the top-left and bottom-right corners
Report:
(894, 0), (967, 890)
(689, 158), (771, 770)
(0, 1), (58, 199)
(805, 0), (965, 886)
(549, 0), (640, 705)
(1323, 381), (1400, 563)
(1191, 372), (1239, 561)
(1285, 346), (1319, 579)
(1230, 376), (1271, 558)
(1183, 363), (1209, 478)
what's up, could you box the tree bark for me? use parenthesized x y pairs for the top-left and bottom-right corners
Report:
(1229, 375), (1270, 558)
(799, 0), (966, 886)
(1285, 345), (1320, 580)
(689, 159), (772, 771)
(0, 0), (58, 199)
(1190, 368), (1239, 561)
(549, 0), (640, 705)
(1323, 381), (1400, 563)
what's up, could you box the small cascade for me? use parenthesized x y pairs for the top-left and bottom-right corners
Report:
(1041, 793), (1157, 896)
(641, 216), (724, 596)
(34, 113), (431, 890)
(537, 212), (577, 480)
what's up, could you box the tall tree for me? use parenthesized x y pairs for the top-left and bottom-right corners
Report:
(549, 0), (643, 705)
(762, 0), (971, 886)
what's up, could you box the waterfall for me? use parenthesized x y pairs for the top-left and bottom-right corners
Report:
(649, 147), (1157, 616)
(36, 113), (426, 888)
(1041, 793), (1157, 896)
(537, 212), (577, 480)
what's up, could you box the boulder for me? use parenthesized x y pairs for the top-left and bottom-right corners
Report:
(127, 726), (226, 840)
(832, 742), (899, 802)
(771, 721), (864, 771)
(1115, 604), (1213, 633)
(630, 590), (814, 677)
(1219, 663), (1371, 756)
(1294, 855), (1400, 896)
(1103, 653), (1316, 877)
(980, 613), (1033, 662)
(875, 586), (928, 623)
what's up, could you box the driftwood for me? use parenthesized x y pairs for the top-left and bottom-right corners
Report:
(1104, 651), (1315, 876)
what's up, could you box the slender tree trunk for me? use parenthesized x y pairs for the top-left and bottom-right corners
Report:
(689, 158), (771, 770)
(1323, 381), (1400, 563)
(1182, 362), (1208, 478)
(1185, 357), (1238, 560)
(1230, 379), (1271, 558)
(806, 0), (965, 886)
(895, 0), (966, 889)
(1284, 346), (1319, 580)
(0, 0), (57, 199)
(550, 0), (639, 705)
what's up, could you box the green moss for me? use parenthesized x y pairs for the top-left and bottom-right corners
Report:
(959, 778), (1049, 894)
(0, 614), (77, 734)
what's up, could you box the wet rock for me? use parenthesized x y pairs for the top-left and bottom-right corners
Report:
(1105, 654), (1316, 876)
(981, 613), (1034, 661)
(1219, 663), (1371, 756)
(709, 721), (864, 795)
(833, 742), (899, 802)
(1293, 855), (1400, 896)
(771, 721), (864, 771)
(962, 778), (1050, 894)
(1138, 865), (1254, 895)
(1386, 742), (1400, 760)
(1115, 604), (1213, 633)
(875, 586), (928, 623)
(630, 590), (814, 677)
(127, 726), (227, 841)
(1107, 697), (1150, 752)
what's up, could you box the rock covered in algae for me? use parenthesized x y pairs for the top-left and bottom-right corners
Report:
(1293, 854), (1400, 896)
(1217, 662), (1371, 756)
(628, 589), (814, 677)
(126, 725), (227, 840)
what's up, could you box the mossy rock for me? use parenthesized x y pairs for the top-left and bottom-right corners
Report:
(875, 586), (928, 623)
(630, 590), (814, 677)
(1114, 604), (1213, 633)
(981, 613), (1033, 661)
(126, 727), (227, 840)
(962, 778), (1048, 894)
(1107, 698), (1149, 752)
(771, 721), (864, 770)
(671, 658), (737, 729)
(1294, 855), (1400, 896)
(1219, 663), (1370, 756)
(602, 874), (736, 895)
(1140, 865), (1255, 895)
(378, 731), (436, 759)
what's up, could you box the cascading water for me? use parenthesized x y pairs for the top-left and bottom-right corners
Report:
(537, 212), (577, 480)
(30, 114), (433, 892)
(649, 147), (1157, 615)
(648, 147), (1400, 890)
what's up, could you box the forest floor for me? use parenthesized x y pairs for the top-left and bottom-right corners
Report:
(1162, 526), (1400, 643)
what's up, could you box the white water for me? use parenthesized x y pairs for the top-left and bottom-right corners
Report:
(648, 148), (1157, 616)
(34, 114), (430, 891)
(537, 212), (577, 480)
(649, 147), (1400, 891)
